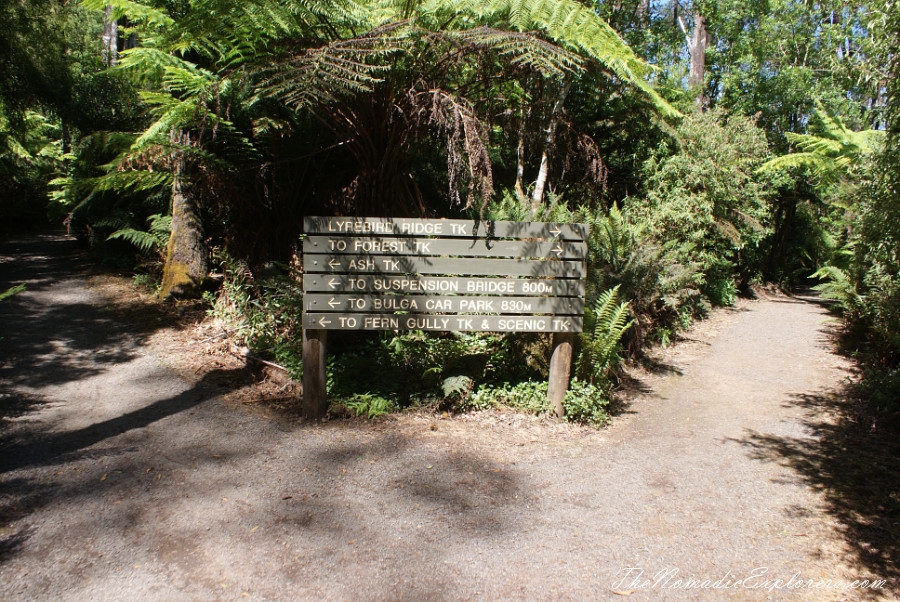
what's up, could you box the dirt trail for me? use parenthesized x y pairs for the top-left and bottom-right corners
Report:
(0, 234), (893, 601)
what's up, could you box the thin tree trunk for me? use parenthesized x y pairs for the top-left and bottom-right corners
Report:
(531, 77), (572, 212)
(159, 162), (208, 300)
(688, 14), (708, 90)
(514, 108), (527, 204)
(678, 10), (708, 106)
(102, 6), (117, 66)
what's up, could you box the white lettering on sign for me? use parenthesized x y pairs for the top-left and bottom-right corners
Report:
(553, 319), (572, 331)
(400, 222), (443, 235)
(426, 299), (452, 310)
(347, 258), (375, 270)
(405, 316), (450, 329)
(467, 280), (514, 293)
(327, 220), (395, 234)
(354, 239), (405, 253)
(373, 297), (419, 310)
(364, 316), (399, 329)
(521, 281), (552, 294)
(459, 299), (495, 312)
(372, 279), (459, 292)
(497, 318), (547, 331)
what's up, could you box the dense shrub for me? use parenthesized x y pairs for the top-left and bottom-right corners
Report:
(627, 109), (776, 301)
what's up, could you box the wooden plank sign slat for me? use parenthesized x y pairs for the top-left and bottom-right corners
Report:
(304, 293), (585, 315)
(302, 275), (586, 297)
(303, 216), (588, 241)
(304, 313), (583, 333)
(303, 236), (586, 259)
(303, 254), (586, 278)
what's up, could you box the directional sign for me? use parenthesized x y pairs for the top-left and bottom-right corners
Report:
(303, 255), (585, 278)
(303, 313), (583, 332)
(303, 216), (587, 241)
(303, 236), (586, 259)
(302, 275), (586, 297)
(304, 294), (585, 315)
(302, 216), (588, 333)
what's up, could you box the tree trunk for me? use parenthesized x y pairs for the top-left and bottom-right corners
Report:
(688, 13), (708, 105)
(530, 77), (572, 212)
(159, 166), (208, 300)
(102, 6), (117, 66)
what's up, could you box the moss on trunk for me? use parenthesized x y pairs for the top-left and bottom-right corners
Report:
(159, 172), (207, 300)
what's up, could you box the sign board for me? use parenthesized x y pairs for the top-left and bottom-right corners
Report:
(300, 216), (590, 419)
(301, 216), (588, 333)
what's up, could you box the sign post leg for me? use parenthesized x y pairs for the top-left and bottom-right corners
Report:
(547, 332), (575, 418)
(302, 328), (328, 419)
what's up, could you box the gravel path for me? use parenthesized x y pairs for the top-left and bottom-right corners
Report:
(0, 233), (891, 601)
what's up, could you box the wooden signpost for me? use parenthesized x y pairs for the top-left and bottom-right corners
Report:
(300, 216), (588, 419)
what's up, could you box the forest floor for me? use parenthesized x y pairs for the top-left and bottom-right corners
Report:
(0, 232), (898, 601)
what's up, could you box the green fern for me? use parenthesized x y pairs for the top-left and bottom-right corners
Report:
(811, 264), (860, 314)
(576, 285), (634, 385)
(758, 101), (885, 184)
(419, 0), (679, 117)
(107, 213), (172, 255)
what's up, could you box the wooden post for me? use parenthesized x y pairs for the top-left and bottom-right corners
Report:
(547, 332), (575, 418)
(301, 328), (328, 419)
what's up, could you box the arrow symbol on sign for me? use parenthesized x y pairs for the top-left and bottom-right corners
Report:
(328, 278), (339, 289)
(318, 317), (332, 327)
(328, 258), (339, 270)
(328, 298), (340, 308)
(551, 244), (563, 256)
(549, 225), (561, 238)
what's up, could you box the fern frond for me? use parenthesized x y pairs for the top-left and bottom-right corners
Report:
(419, 0), (679, 118)
(90, 169), (173, 194)
(81, 0), (174, 29)
(107, 228), (162, 253)
(257, 25), (404, 111)
(445, 28), (584, 78)
(577, 285), (634, 384)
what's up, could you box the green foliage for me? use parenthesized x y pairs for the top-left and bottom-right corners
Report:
(629, 109), (775, 301)
(423, 0), (679, 118)
(811, 264), (861, 316)
(205, 250), (304, 377)
(575, 202), (704, 347)
(0, 284), (26, 302)
(576, 286), (633, 386)
(341, 393), (397, 419)
(107, 213), (171, 256)
(561, 379), (610, 426)
(758, 102), (886, 187)
(467, 381), (549, 414)
(327, 330), (541, 405)
(463, 378), (610, 426)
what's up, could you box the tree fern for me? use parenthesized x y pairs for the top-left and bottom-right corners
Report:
(758, 102), (885, 184)
(576, 285), (634, 385)
(419, 0), (679, 117)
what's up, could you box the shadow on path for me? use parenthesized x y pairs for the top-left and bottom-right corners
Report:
(0, 232), (188, 416)
(732, 391), (900, 593)
(0, 367), (252, 474)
